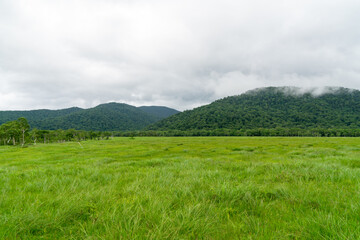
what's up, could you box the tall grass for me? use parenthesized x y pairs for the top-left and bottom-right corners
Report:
(1, 137), (360, 239)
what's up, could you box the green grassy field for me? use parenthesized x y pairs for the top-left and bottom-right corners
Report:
(1, 137), (360, 239)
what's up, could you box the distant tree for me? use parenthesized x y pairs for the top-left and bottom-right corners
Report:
(30, 128), (38, 145)
(17, 117), (30, 147)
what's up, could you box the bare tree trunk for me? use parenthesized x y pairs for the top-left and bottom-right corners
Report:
(22, 129), (25, 147)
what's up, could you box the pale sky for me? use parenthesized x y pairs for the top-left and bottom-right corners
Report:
(1, 0), (360, 110)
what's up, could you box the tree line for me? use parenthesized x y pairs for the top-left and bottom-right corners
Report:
(2, 118), (360, 147)
(116, 128), (360, 137)
(0, 118), (113, 146)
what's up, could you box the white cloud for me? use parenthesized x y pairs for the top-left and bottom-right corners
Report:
(0, 0), (360, 110)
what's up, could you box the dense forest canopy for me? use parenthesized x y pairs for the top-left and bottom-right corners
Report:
(148, 87), (360, 131)
(0, 103), (179, 131)
(138, 106), (179, 119)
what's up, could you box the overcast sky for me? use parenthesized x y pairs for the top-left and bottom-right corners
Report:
(1, 0), (360, 111)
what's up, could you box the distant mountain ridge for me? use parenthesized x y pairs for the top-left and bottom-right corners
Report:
(148, 86), (360, 130)
(138, 106), (179, 119)
(3, 86), (359, 132)
(0, 107), (82, 124)
(0, 103), (179, 131)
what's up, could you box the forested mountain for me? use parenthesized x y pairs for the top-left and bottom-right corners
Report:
(0, 103), (179, 131)
(0, 107), (82, 125)
(138, 106), (180, 119)
(3, 87), (360, 132)
(148, 87), (360, 130)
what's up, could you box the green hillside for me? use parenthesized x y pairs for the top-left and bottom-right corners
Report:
(138, 106), (180, 119)
(0, 107), (82, 125)
(148, 87), (360, 130)
(0, 103), (179, 131)
(34, 103), (158, 131)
